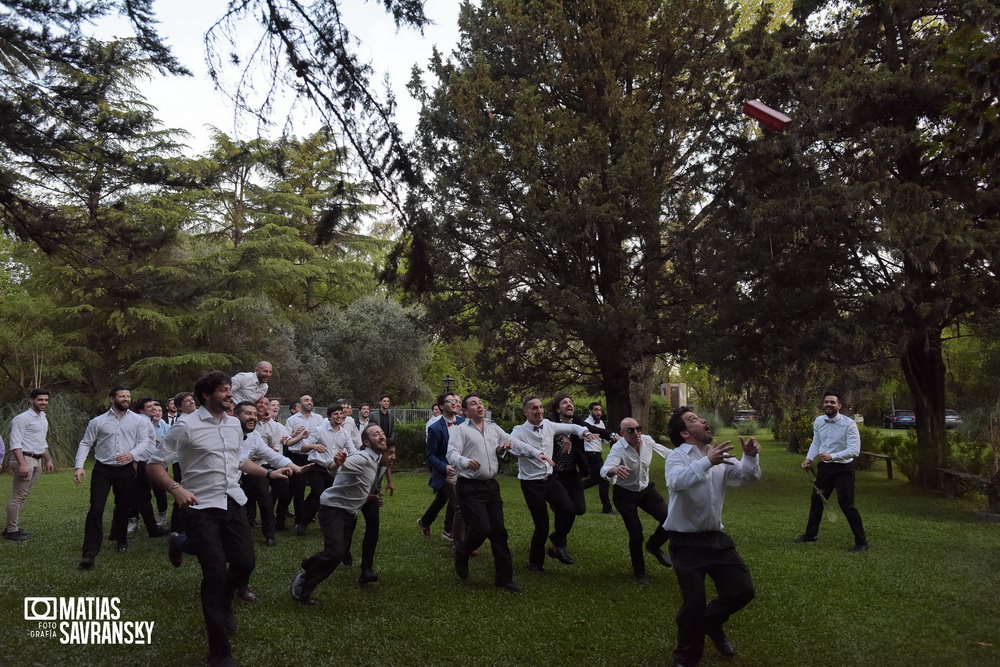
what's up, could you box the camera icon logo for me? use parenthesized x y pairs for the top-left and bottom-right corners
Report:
(24, 597), (58, 621)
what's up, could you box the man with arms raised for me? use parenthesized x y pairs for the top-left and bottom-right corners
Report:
(664, 408), (760, 666)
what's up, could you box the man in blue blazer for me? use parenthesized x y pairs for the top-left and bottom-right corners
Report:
(417, 392), (465, 545)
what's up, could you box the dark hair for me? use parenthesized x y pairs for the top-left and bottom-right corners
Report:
(234, 400), (257, 416)
(379, 394), (390, 401)
(359, 402), (370, 410)
(822, 390), (843, 404)
(461, 393), (483, 410)
(327, 404), (344, 417)
(437, 392), (459, 408)
(361, 423), (380, 446)
(172, 392), (194, 408)
(194, 371), (230, 406)
(667, 407), (695, 447)
(549, 392), (572, 415)
(29, 388), (49, 399)
(133, 397), (155, 413)
(109, 385), (129, 398)
(588, 401), (602, 411)
(522, 395), (540, 408)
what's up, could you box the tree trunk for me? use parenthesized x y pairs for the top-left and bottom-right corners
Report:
(598, 360), (632, 431)
(900, 325), (948, 488)
(628, 355), (658, 431)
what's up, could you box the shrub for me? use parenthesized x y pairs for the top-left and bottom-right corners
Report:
(393, 422), (427, 469)
(736, 417), (759, 436)
(774, 411), (815, 453)
(879, 432), (918, 481)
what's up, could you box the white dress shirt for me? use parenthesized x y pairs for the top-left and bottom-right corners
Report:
(9, 408), (49, 455)
(230, 371), (268, 403)
(447, 420), (533, 480)
(75, 409), (154, 468)
(151, 406), (247, 510)
(806, 413), (861, 464)
(255, 419), (288, 451)
(240, 430), (292, 468)
(509, 419), (588, 481)
(664, 443), (760, 533)
(601, 435), (671, 492)
(583, 416), (606, 453)
(285, 412), (326, 449)
(309, 427), (357, 468)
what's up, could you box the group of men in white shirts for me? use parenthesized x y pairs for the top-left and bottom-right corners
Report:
(5, 357), (795, 667)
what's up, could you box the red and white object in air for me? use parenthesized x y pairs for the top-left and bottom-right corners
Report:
(741, 100), (792, 131)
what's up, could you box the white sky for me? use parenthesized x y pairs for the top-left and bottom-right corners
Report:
(90, 0), (461, 152)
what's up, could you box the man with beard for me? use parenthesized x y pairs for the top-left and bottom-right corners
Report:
(5, 388), (54, 542)
(664, 407), (760, 666)
(794, 391), (868, 552)
(548, 393), (617, 517)
(289, 425), (389, 605)
(74, 386), (155, 568)
(230, 361), (272, 404)
(148, 372), (290, 667)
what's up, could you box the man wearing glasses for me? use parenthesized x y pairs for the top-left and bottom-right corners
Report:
(417, 393), (465, 543)
(600, 418), (673, 584)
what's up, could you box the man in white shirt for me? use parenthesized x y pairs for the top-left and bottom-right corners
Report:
(74, 386), (155, 567)
(229, 361), (273, 403)
(601, 417), (672, 584)
(664, 407), (760, 666)
(256, 396), (305, 532)
(5, 389), (54, 541)
(795, 391), (868, 552)
(148, 371), (289, 667)
(509, 396), (600, 571)
(283, 394), (325, 528)
(448, 394), (552, 592)
(297, 403), (356, 534)
(583, 401), (615, 514)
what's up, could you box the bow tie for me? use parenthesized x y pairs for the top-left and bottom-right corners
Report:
(533, 425), (543, 433)
(447, 421), (456, 427)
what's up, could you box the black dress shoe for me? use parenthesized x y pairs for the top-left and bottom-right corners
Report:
(224, 613), (238, 634)
(168, 533), (184, 567)
(633, 573), (651, 585)
(454, 552), (470, 580)
(289, 572), (319, 605)
(706, 626), (736, 658)
(148, 526), (170, 538)
(849, 543), (869, 553)
(547, 545), (575, 565)
(237, 586), (256, 603)
(526, 563), (545, 573)
(601, 507), (617, 515)
(265, 537), (276, 547)
(342, 552), (353, 567)
(496, 580), (521, 593)
(793, 534), (818, 543)
(646, 542), (673, 568)
(117, 541), (128, 553)
(358, 568), (379, 585)
(295, 523), (306, 536)
(3, 530), (28, 542)
(78, 557), (95, 570)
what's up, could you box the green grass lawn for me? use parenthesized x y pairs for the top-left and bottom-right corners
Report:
(2, 430), (998, 666)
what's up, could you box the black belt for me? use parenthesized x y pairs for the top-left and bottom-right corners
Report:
(23, 452), (44, 460)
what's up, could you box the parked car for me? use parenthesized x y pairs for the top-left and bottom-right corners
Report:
(732, 409), (759, 426)
(883, 409), (916, 429)
(945, 409), (962, 429)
